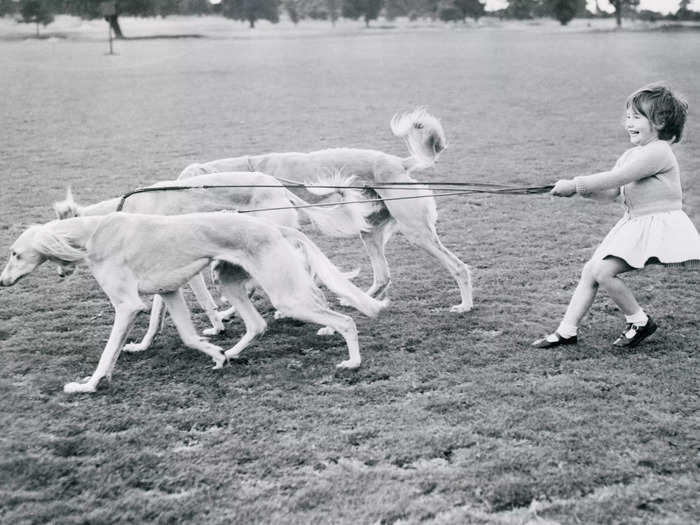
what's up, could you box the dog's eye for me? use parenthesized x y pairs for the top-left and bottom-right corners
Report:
(10, 250), (17, 258)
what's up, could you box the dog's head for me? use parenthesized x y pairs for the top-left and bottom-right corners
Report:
(0, 225), (48, 286)
(1, 222), (86, 287)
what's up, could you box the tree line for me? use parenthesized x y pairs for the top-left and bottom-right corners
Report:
(3, 0), (698, 38)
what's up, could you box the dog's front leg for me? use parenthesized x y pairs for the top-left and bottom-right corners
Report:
(124, 295), (166, 352)
(189, 272), (226, 336)
(64, 303), (141, 393)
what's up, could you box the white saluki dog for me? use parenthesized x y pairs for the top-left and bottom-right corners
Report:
(179, 108), (473, 312)
(0, 212), (387, 393)
(53, 171), (374, 349)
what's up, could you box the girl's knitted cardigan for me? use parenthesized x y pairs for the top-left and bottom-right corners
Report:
(574, 140), (683, 218)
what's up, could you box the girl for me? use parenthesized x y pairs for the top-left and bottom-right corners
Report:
(533, 82), (700, 349)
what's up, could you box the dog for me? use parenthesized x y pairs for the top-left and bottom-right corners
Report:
(52, 171), (375, 350)
(179, 108), (473, 312)
(0, 212), (388, 393)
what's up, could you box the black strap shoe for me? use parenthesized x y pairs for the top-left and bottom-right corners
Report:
(532, 332), (578, 349)
(613, 317), (657, 348)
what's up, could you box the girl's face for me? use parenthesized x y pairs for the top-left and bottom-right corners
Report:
(625, 106), (659, 146)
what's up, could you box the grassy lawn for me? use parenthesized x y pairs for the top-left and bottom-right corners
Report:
(1, 19), (699, 524)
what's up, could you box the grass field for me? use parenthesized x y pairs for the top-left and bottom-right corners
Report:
(1, 17), (699, 524)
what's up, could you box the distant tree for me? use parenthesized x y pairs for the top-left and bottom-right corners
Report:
(506, 0), (538, 19)
(384, 0), (407, 19)
(284, 0), (301, 23)
(438, 3), (460, 21)
(454, 0), (485, 21)
(19, 0), (54, 36)
(0, 0), (18, 16)
(546, 0), (577, 24)
(677, 0), (690, 13)
(327, 0), (339, 24)
(56, 0), (168, 39)
(604, 0), (639, 27)
(158, 0), (181, 17)
(221, 0), (280, 28)
(384, 0), (435, 20)
(181, 0), (214, 16)
(342, 0), (383, 26)
(676, 0), (700, 21)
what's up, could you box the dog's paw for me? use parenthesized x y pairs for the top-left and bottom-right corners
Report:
(217, 307), (237, 322)
(316, 326), (336, 336)
(450, 302), (473, 313)
(336, 359), (361, 369)
(123, 341), (148, 352)
(64, 380), (96, 394)
(224, 348), (242, 360)
(212, 352), (226, 369)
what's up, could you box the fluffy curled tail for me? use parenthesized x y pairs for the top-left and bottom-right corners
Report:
(53, 187), (81, 220)
(283, 171), (378, 238)
(390, 108), (447, 171)
(278, 226), (388, 318)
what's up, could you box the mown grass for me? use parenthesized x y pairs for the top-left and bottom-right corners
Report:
(1, 21), (699, 524)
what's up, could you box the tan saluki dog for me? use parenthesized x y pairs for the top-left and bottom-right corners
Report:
(179, 108), (473, 312)
(0, 212), (387, 393)
(53, 171), (375, 350)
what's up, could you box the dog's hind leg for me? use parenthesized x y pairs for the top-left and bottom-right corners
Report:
(219, 275), (267, 361)
(188, 272), (226, 336)
(274, 292), (361, 368)
(289, 304), (361, 369)
(379, 194), (472, 312)
(401, 223), (473, 312)
(123, 294), (167, 352)
(160, 290), (226, 369)
(360, 219), (398, 298)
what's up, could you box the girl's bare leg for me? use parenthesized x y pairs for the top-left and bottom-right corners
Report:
(561, 256), (638, 330)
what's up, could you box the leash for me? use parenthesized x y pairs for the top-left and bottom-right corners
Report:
(115, 182), (554, 212)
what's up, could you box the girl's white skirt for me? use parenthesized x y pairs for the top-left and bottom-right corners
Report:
(593, 210), (700, 268)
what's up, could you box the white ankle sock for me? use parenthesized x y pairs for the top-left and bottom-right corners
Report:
(556, 321), (578, 339)
(625, 309), (648, 326)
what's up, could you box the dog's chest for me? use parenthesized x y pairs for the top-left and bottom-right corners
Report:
(135, 259), (209, 295)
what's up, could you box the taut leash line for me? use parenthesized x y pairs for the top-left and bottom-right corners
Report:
(115, 183), (554, 212)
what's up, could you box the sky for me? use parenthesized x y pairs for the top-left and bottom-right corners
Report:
(486, 0), (699, 14)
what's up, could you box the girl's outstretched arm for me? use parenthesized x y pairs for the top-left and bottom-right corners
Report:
(550, 179), (619, 200)
(586, 187), (621, 201)
(573, 141), (673, 195)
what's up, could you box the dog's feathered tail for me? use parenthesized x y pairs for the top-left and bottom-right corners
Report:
(53, 187), (81, 220)
(278, 226), (388, 318)
(390, 107), (447, 171)
(283, 171), (377, 238)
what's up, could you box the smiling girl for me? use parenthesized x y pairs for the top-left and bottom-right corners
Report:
(532, 82), (700, 349)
